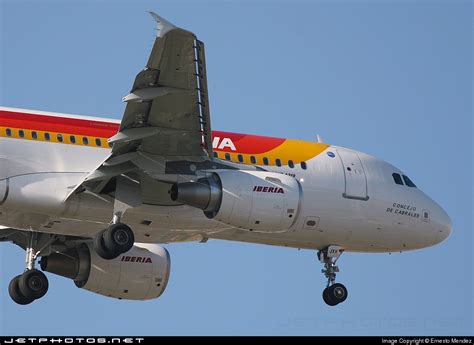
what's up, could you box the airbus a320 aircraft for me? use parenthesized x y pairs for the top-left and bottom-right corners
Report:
(0, 12), (451, 307)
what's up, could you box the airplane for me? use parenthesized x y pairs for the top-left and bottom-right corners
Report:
(0, 12), (451, 307)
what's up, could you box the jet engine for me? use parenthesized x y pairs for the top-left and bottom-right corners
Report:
(40, 243), (170, 300)
(171, 170), (301, 231)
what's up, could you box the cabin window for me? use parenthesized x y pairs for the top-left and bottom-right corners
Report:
(95, 138), (102, 147)
(288, 160), (294, 168)
(213, 151), (218, 158)
(19, 130), (25, 138)
(44, 133), (51, 141)
(403, 175), (417, 188)
(108, 142), (113, 148)
(57, 134), (63, 142)
(225, 153), (231, 160)
(392, 173), (403, 185)
(275, 158), (282, 167)
(82, 137), (89, 145)
(263, 157), (269, 165)
(6, 128), (12, 137)
(70, 135), (76, 144)
(31, 131), (38, 140)
(238, 154), (244, 163)
(250, 156), (256, 164)
(301, 161), (307, 170)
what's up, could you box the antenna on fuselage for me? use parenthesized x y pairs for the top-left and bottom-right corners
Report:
(316, 134), (324, 143)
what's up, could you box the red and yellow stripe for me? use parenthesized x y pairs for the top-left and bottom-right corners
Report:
(212, 131), (329, 166)
(0, 109), (117, 148)
(0, 109), (330, 164)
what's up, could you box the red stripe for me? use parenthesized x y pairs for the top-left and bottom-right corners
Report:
(212, 130), (285, 154)
(0, 110), (287, 154)
(0, 110), (119, 137)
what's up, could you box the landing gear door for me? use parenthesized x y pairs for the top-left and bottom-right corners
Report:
(337, 149), (368, 201)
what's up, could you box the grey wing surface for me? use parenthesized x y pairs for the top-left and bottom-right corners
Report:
(67, 12), (214, 201)
(112, 12), (212, 158)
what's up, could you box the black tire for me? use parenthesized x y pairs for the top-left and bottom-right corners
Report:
(93, 230), (120, 260)
(327, 283), (348, 305)
(19, 269), (49, 300)
(322, 287), (338, 306)
(103, 223), (134, 254)
(9, 275), (35, 305)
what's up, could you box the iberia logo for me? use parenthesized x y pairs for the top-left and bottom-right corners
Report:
(212, 137), (236, 151)
(121, 256), (152, 263)
(253, 186), (284, 194)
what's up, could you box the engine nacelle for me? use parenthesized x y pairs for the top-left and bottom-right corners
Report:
(171, 170), (301, 231)
(41, 243), (170, 300)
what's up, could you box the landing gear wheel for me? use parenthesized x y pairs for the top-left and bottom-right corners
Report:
(8, 232), (51, 304)
(93, 230), (120, 260)
(93, 223), (134, 260)
(318, 246), (348, 306)
(103, 223), (134, 254)
(323, 283), (348, 306)
(322, 287), (338, 306)
(9, 275), (35, 305)
(19, 269), (49, 300)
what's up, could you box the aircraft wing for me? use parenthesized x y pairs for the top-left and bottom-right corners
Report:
(111, 12), (212, 160)
(66, 12), (216, 200)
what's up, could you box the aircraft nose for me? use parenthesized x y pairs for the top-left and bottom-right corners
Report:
(433, 205), (452, 243)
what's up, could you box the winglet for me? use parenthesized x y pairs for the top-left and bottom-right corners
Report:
(149, 11), (177, 38)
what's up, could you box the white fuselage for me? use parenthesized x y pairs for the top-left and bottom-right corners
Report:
(0, 111), (451, 253)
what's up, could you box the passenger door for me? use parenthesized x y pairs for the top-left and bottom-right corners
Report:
(337, 149), (368, 201)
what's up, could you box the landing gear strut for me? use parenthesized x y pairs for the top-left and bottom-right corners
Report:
(318, 245), (348, 306)
(9, 232), (49, 305)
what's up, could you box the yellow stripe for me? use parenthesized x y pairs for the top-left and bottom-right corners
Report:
(0, 126), (110, 148)
(215, 140), (329, 166)
(0, 126), (330, 163)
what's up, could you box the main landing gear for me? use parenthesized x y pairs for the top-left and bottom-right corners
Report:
(9, 232), (49, 305)
(92, 176), (138, 260)
(318, 245), (348, 306)
(93, 215), (134, 260)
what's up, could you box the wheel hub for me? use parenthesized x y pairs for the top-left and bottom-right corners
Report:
(114, 229), (129, 245)
(334, 286), (345, 299)
(29, 276), (44, 291)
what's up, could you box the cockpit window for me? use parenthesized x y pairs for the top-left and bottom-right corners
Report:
(392, 173), (403, 185)
(402, 175), (417, 188)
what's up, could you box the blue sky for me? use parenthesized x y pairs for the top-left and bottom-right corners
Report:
(0, 0), (472, 336)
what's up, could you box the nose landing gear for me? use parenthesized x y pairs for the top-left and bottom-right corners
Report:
(318, 245), (348, 306)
